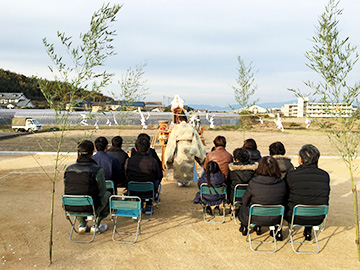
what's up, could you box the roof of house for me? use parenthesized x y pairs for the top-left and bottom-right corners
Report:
(0, 92), (25, 99)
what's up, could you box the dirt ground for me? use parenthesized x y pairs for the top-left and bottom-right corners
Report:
(0, 128), (360, 269)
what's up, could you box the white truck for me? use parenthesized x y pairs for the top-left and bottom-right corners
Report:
(12, 117), (42, 132)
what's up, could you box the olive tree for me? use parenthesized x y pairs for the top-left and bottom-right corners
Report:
(39, 3), (121, 264)
(231, 56), (258, 140)
(289, 0), (360, 260)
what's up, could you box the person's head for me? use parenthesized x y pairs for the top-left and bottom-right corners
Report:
(137, 133), (151, 141)
(95, 136), (108, 151)
(269, 141), (286, 156)
(213, 135), (226, 148)
(233, 148), (250, 163)
(135, 138), (150, 153)
(255, 156), (281, 178)
(77, 140), (94, 160)
(298, 144), (320, 166)
(111, 136), (123, 148)
(206, 161), (224, 188)
(178, 114), (187, 122)
(243, 138), (257, 150)
(206, 161), (221, 174)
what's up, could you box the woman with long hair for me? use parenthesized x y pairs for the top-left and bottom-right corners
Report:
(193, 161), (226, 215)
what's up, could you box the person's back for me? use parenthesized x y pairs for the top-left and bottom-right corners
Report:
(204, 135), (233, 177)
(193, 161), (226, 207)
(107, 136), (128, 187)
(239, 156), (286, 238)
(164, 114), (206, 186)
(64, 140), (110, 234)
(285, 144), (330, 227)
(126, 138), (161, 184)
(130, 133), (163, 180)
(269, 141), (294, 179)
(226, 148), (257, 202)
(92, 136), (121, 190)
(243, 138), (261, 163)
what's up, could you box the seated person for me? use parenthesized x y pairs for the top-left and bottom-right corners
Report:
(125, 138), (162, 212)
(269, 141), (294, 179)
(193, 161), (226, 215)
(107, 136), (129, 187)
(204, 135), (233, 177)
(64, 140), (111, 234)
(130, 133), (163, 181)
(285, 144), (330, 241)
(226, 148), (258, 205)
(93, 136), (121, 194)
(242, 138), (261, 163)
(238, 156), (286, 240)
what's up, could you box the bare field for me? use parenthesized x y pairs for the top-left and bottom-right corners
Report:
(0, 128), (359, 269)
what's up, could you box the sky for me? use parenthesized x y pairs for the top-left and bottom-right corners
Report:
(1, 0), (360, 107)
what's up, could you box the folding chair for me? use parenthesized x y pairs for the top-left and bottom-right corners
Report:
(230, 184), (248, 225)
(155, 182), (162, 208)
(109, 195), (142, 243)
(127, 181), (155, 220)
(200, 183), (227, 223)
(62, 195), (97, 243)
(288, 204), (329, 254)
(246, 204), (285, 253)
(105, 180), (115, 195)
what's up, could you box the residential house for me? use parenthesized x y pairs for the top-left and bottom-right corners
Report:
(0, 92), (35, 109)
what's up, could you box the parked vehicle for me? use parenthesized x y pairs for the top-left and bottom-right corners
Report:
(12, 117), (42, 132)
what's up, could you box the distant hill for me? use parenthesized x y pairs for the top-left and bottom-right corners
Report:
(188, 100), (297, 111)
(0, 68), (110, 107)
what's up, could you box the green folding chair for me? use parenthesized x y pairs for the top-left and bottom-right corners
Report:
(62, 195), (97, 243)
(155, 182), (162, 208)
(230, 184), (248, 225)
(105, 180), (115, 195)
(246, 204), (285, 253)
(288, 204), (329, 254)
(127, 181), (155, 220)
(200, 183), (227, 223)
(109, 195), (142, 243)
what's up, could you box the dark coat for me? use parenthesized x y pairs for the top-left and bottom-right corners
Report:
(125, 152), (161, 184)
(107, 147), (129, 187)
(131, 147), (163, 180)
(239, 175), (287, 226)
(226, 162), (258, 202)
(246, 149), (261, 163)
(272, 155), (294, 179)
(285, 164), (330, 225)
(64, 158), (103, 211)
(193, 172), (226, 206)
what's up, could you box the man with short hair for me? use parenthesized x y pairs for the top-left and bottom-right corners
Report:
(203, 135), (233, 177)
(125, 138), (162, 213)
(107, 136), (129, 188)
(285, 144), (330, 240)
(64, 140), (110, 234)
(93, 136), (121, 193)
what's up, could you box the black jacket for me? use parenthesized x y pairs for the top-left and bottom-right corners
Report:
(285, 164), (330, 224)
(107, 147), (129, 187)
(239, 175), (286, 226)
(131, 147), (163, 180)
(226, 162), (257, 202)
(125, 152), (162, 184)
(64, 158), (102, 212)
